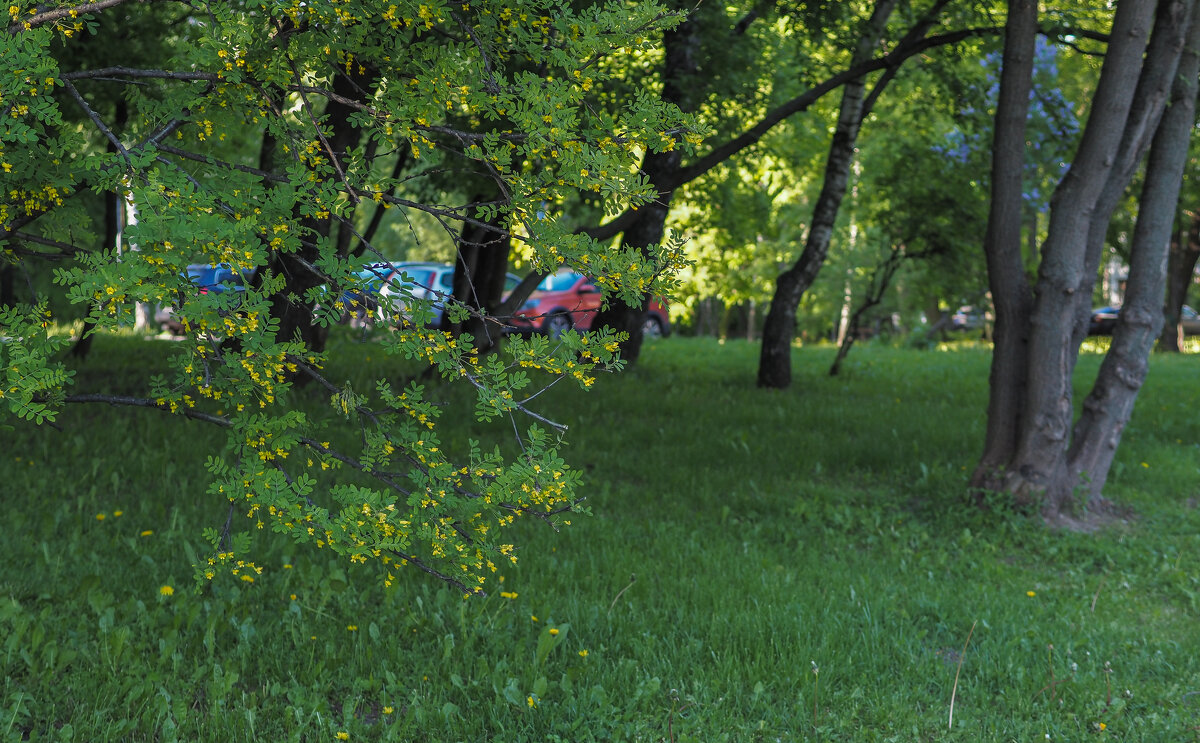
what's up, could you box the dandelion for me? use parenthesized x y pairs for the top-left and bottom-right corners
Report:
(95, 513), (106, 521)
(549, 628), (559, 636)
(113, 510), (124, 517)
(283, 563), (293, 569)
(140, 530), (153, 537)
(1027, 590), (1037, 597)
(531, 615), (538, 622)
(527, 695), (536, 708)
(1097, 722), (1107, 731)
(336, 733), (349, 741)
(347, 624), (358, 631)
(383, 706), (394, 715)
(160, 585), (174, 596)
(290, 594), (297, 601)
(578, 649), (589, 658)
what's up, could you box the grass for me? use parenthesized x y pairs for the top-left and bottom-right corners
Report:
(3, 332), (1200, 741)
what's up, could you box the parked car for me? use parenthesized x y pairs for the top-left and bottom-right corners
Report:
(155, 263), (250, 333)
(1179, 305), (1200, 335)
(508, 270), (670, 339)
(1088, 305), (1121, 335)
(368, 262), (520, 327)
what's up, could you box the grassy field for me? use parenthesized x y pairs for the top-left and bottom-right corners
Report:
(3, 332), (1200, 741)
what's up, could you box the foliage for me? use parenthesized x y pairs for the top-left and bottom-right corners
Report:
(4, 336), (1200, 739)
(0, 0), (698, 593)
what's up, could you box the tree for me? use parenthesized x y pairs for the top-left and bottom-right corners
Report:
(0, 0), (693, 593)
(972, 0), (1200, 523)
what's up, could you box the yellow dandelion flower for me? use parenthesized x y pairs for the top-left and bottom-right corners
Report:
(95, 513), (106, 521)
(579, 649), (589, 657)
(140, 530), (153, 537)
(160, 585), (174, 596)
(336, 733), (349, 741)
(1027, 591), (1036, 597)
(549, 628), (559, 636)
(347, 625), (358, 631)
(113, 510), (123, 517)
(383, 706), (394, 715)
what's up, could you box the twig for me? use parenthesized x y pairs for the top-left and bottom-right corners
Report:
(607, 573), (636, 612)
(1091, 577), (1106, 612)
(948, 620), (977, 730)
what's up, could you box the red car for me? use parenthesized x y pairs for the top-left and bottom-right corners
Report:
(509, 270), (670, 339)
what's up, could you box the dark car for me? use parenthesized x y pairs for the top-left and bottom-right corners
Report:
(508, 270), (670, 339)
(155, 264), (250, 333)
(1088, 306), (1121, 335)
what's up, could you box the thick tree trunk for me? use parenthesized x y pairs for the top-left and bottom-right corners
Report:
(1158, 214), (1200, 350)
(975, 0), (1195, 523)
(970, 0), (1038, 492)
(757, 0), (898, 388)
(1065, 5), (1200, 507)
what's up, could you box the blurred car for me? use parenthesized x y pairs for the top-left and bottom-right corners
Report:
(1180, 305), (1200, 335)
(950, 305), (986, 332)
(508, 270), (670, 339)
(1088, 305), (1121, 335)
(369, 262), (520, 327)
(155, 263), (250, 333)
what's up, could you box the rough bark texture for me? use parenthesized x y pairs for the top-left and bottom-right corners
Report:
(975, 0), (1196, 525)
(1158, 214), (1200, 350)
(1066, 2), (1200, 507)
(1003, 0), (1158, 512)
(970, 0), (1039, 493)
(756, 0), (898, 388)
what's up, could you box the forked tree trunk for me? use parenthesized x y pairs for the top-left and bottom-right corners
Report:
(974, 0), (1196, 523)
(1065, 4), (1200, 506)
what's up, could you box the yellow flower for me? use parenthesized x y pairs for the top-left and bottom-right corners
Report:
(140, 530), (153, 537)
(240, 574), (255, 583)
(1027, 591), (1036, 597)
(1098, 722), (1107, 731)
(531, 615), (538, 622)
(549, 628), (559, 636)
(578, 649), (589, 658)
(160, 585), (174, 596)
(500, 591), (518, 599)
(113, 510), (123, 517)
(290, 594), (297, 601)
(347, 625), (358, 631)
(95, 513), (106, 521)
(283, 563), (293, 569)
(336, 733), (349, 741)
(383, 706), (394, 715)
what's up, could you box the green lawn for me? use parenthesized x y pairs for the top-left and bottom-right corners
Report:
(4, 333), (1200, 741)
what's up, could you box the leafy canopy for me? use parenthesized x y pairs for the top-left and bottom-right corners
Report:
(0, 0), (696, 594)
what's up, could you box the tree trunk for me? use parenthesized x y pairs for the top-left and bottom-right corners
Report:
(1065, 3), (1200, 508)
(588, 10), (697, 364)
(970, 0), (1038, 492)
(757, 0), (898, 388)
(1158, 213), (1200, 350)
(446, 207), (511, 353)
(975, 0), (1194, 522)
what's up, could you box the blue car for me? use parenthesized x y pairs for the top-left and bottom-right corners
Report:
(155, 264), (251, 333)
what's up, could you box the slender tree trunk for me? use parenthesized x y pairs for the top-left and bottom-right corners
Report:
(1065, 4), (1200, 508)
(970, 0), (1038, 492)
(757, 0), (899, 388)
(1158, 214), (1200, 350)
(446, 206), (511, 352)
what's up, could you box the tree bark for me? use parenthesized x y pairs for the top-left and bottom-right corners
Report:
(1065, 3), (1200, 507)
(974, 0), (1196, 522)
(970, 0), (1038, 492)
(757, 0), (899, 388)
